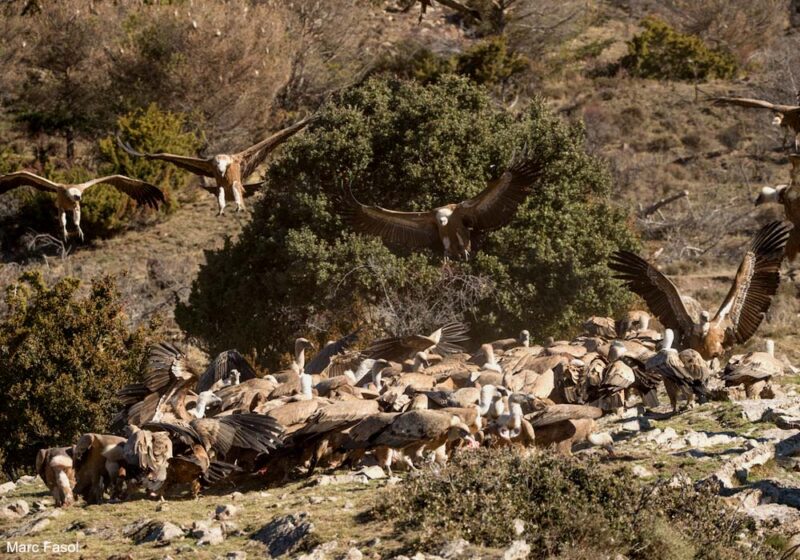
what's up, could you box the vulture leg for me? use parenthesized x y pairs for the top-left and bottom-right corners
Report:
(376, 446), (393, 476)
(217, 188), (226, 216)
(72, 207), (84, 242)
(745, 380), (766, 399)
(59, 209), (68, 241)
(233, 182), (245, 212)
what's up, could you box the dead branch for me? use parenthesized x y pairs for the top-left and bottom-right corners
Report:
(638, 190), (689, 218)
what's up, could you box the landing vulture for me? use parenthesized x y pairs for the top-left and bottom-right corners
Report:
(118, 116), (314, 215)
(609, 220), (792, 359)
(713, 96), (800, 151)
(366, 322), (470, 362)
(0, 171), (165, 241)
(342, 158), (543, 259)
(755, 155), (800, 261)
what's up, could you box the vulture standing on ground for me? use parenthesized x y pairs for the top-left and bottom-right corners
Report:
(36, 447), (76, 507)
(722, 339), (783, 399)
(342, 158), (542, 259)
(118, 116), (314, 215)
(645, 329), (710, 412)
(712, 96), (800, 151)
(366, 322), (470, 362)
(609, 220), (792, 359)
(755, 155), (800, 261)
(0, 171), (165, 241)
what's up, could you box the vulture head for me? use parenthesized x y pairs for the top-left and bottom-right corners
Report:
(372, 359), (390, 387)
(413, 351), (430, 371)
(755, 185), (787, 205)
(191, 391), (222, 418)
(435, 207), (452, 227)
(519, 330), (531, 347)
(773, 113), (784, 127)
(66, 187), (82, 202)
(608, 341), (627, 362)
(662, 328), (675, 351)
(447, 415), (476, 446)
(213, 154), (233, 176)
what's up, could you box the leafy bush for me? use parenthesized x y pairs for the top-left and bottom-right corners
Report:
(177, 75), (637, 368)
(377, 36), (528, 86)
(376, 449), (777, 559)
(0, 272), (157, 477)
(621, 18), (737, 81)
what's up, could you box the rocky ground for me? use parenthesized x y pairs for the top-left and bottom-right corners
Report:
(5, 384), (800, 559)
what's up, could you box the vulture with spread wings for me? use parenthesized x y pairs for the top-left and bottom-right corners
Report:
(342, 158), (543, 259)
(366, 322), (470, 363)
(755, 155), (800, 261)
(118, 115), (314, 215)
(713, 96), (800, 151)
(609, 221), (792, 359)
(0, 171), (165, 241)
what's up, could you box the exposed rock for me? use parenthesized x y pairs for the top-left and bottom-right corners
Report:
(231, 491), (244, 501)
(309, 496), (325, 505)
(512, 518), (525, 536)
(193, 521), (224, 546)
(215, 504), (239, 520)
(440, 538), (469, 558)
(503, 540), (530, 560)
(297, 540), (337, 560)
(357, 465), (387, 480)
(123, 519), (184, 544)
(251, 512), (316, 557)
(632, 465), (653, 478)
(7, 499), (29, 517)
(2, 516), (50, 537)
(344, 548), (363, 560)
(653, 427), (678, 445)
(0, 481), (16, 496)
(224, 553), (247, 560)
(15, 475), (37, 485)
(708, 442), (776, 488)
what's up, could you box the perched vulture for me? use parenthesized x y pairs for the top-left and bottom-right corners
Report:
(755, 155), (800, 261)
(342, 158), (542, 259)
(712, 96), (800, 151)
(35, 447), (75, 507)
(366, 322), (470, 362)
(721, 339), (783, 399)
(645, 330), (709, 412)
(609, 220), (792, 359)
(0, 171), (164, 241)
(118, 116), (314, 214)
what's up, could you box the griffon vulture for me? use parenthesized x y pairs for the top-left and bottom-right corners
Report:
(756, 155), (800, 261)
(0, 171), (165, 241)
(366, 322), (470, 362)
(35, 447), (76, 507)
(644, 329), (709, 412)
(713, 96), (800, 151)
(342, 158), (542, 259)
(609, 221), (792, 359)
(721, 339), (783, 399)
(117, 116), (314, 215)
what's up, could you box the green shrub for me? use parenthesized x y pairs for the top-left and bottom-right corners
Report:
(375, 449), (776, 559)
(0, 272), (157, 478)
(621, 17), (737, 81)
(176, 75), (638, 368)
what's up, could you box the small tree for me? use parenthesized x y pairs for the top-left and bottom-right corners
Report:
(0, 272), (156, 477)
(177, 76), (638, 368)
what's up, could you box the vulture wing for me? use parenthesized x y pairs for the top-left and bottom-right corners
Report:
(79, 175), (165, 209)
(526, 404), (603, 427)
(236, 116), (315, 179)
(367, 322), (469, 362)
(200, 414), (285, 457)
(373, 409), (453, 448)
(305, 328), (361, 375)
(609, 251), (696, 335)
(436, 0), (482, 19)
(142, 342), (197, 393)
(116, 135), (215, 177)
(457, 158), (543, 231)
(0, 171), (61, 194)
(292, 400), (379, 439)
(340, 185), (439, 249)
(713, 221), (791, 344)
(195, 349), (258, 393)
(712, 97), (800, 113)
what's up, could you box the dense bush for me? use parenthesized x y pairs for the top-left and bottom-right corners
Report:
(176, 75), (638, 368)
(0, 272), (156, 477)
(376, 449), (777, 559)
(621, 17), (737, 81)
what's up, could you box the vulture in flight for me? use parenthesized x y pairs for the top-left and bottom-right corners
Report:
(0, 171), (165, 241)
(117, 116), (314, 215)
(755, 155), (800, 261)
(609, 220), (792, 359)
(342, 158), (543, 259)
(366, 322), (470, 362)
(713, 96), (800, 151)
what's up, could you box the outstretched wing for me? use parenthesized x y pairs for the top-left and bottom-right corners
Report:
(714, 221), (792, 344)
(116, 135), (215, 177)
(609, 251), (696, 335)
(80, 175), (165, 209)
(458, 158), (543, 231)
(526, 404), (603, 427)
(305, 329), (361, 375)
(366, 322), (469, 362)
(712, 97), (799, 113)
(237, 116), (316, 179)
(340, 185), (439, 249)
(195, 349), (258, 393)
(0, 171), (61, 194)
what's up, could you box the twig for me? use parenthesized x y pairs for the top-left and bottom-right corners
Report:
(638, 190), (689, 218)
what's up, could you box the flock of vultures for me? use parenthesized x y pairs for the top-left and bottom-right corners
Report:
(5, 41), (800, 506)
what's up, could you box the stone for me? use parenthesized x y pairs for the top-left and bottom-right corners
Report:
(512, 518), (525, 536)
(631, 465), (653, 478)
(0, 481), (16, 496)
(123, 519), (184, 544)
(231, 491), (244, 501)
(297, 540), (337, 560)
(620, 419), (641, 433)
(503, 540), (530, 560)
(251, 513), (316, 557)
(707, 442), (776, 489)
(344, 548), (363, 560)
(654, 427), (678, 445)
(2, 516), (50, 537)
(194, 522), (224, 546)
(309, 496), (325, 505)
(7, 499), (29, 517)
(440, 538), (469, 558)
(215, 504), (239, 520)
(225, 553), (247, 560)
(15, 475), (36, 485)
(356, 465), (387, 480)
